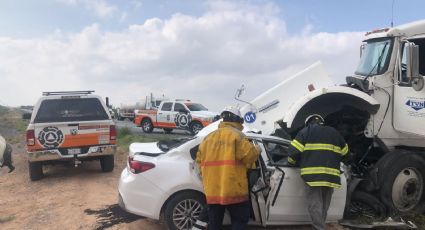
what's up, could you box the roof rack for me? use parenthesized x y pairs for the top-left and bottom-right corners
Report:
(42, 90), (95, 96)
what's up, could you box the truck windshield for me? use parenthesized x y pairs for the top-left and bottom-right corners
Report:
(185, 103), (208, 111)
(355, 38), (393, 76)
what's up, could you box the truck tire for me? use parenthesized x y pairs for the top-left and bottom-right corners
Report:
(141, 118), (154, 133)
(29, 161), (44, 181)
(100, 155), (114, 172)
(189, 121), (203, 135)
(378, 152), (425, 214)
(345, 191), (386, 220)
(163, 128), (173, 134)
(164, 191), (206, 230)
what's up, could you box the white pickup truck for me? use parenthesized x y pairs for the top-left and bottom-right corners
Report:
(134, 100), (219, 135)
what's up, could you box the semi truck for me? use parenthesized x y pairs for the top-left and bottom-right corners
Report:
(240, 19), (425, 217)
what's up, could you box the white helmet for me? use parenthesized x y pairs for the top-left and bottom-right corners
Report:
(221, 105), (244, 123)
(305, 114), (324, 125)
(222, 106), (242, 119)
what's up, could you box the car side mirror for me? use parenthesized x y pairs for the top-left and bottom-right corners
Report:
(406, 42), (424, 91)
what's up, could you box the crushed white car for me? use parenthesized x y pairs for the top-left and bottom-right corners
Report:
(118, 124), (347, 230)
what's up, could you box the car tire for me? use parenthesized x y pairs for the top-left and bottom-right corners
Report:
(164, 191), (206, 230)
(100, 155), (114, 172)
(345, 191), (386, 220)
(29, 161), (44, 181)
(189, 121), (203, 135)
(378, 152), (425, 215)
(141, 118), (154, 133)
(163, 128), (173, 134)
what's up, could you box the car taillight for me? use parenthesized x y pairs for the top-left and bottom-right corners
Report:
(26, 130), (35, 146)
(128, 156), (155, 174)
(110, 125), (116, 140)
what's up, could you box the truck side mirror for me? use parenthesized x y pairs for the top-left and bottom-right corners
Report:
(407, 42), (424, 91)
(360, 44), (366, 58)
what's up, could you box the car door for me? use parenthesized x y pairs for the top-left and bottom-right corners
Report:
(173, 102), (192, 129)
(249, 140), (285, 227)
(157, 102), (174, 127)
(252, 139), (347, 226)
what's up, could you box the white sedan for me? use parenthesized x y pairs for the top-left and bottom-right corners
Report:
(118, 127), (347, 230)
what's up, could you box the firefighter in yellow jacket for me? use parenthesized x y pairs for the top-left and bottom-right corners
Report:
(196, 106), (260, 230)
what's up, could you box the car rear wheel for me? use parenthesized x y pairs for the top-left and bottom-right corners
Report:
(141, 119), (154, 133)
(29, 161), (44, 181)
(100, 155), (114, 172)
(164, 191), (206, 230)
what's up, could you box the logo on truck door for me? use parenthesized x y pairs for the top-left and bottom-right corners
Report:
(38, 126), (64, 148)
(175, 113), (192, 128)
(406, 99), (425, 111)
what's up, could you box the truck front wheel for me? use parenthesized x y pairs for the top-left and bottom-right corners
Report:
(189, 121), (203, 135)
(141, 119), (154, 133)
(29, 161), (44, 181)
(378, 152), (425, 214)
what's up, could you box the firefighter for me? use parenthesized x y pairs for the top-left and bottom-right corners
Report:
(0, 135), (15, 173)
(195, 106), (260, 230)
(288, 114), (348, 230)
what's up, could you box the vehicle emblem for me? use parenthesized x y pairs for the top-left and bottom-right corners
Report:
(175, 113), (192, 128)
(70, 129), (78, 135)
(38, 126), (64, 148)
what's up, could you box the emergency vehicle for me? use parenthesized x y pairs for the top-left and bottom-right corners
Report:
(134, 100), (219, 135)
(26, 91), (116, 181)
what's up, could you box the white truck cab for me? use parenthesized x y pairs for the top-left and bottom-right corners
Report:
(241, 19), (425, 216)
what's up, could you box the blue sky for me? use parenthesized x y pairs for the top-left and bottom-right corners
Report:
(2, 0), (424, 37)
(1, 0), (425, 109)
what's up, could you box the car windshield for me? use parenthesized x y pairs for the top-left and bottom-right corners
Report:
(185, 103), (208, 111)
(157, 137), (194, 152)
(34, 98), (109, 123)
(355, 38), (393, 76)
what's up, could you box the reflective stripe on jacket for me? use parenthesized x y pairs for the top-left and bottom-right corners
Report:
(196, 122), (260, 205)
(288, 124), (348, 188)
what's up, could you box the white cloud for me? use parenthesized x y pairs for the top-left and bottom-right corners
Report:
(0, 2), (364, 111)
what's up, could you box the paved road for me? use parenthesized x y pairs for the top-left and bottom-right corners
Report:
(114, 119), (193, 138)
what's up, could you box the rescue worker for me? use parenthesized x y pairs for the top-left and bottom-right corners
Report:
(195, 106), (260, 230)
(0, 135), (15, 173)
(287, 114), (348, 230)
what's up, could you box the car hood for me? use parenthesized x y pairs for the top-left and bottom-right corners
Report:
(190, 110), (218, 118)
(129, 142), (163, 157)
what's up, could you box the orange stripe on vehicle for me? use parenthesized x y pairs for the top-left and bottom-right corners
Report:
(206, 195), (248, 205)
(78, 125), (109, 130)
(155, 122), (177, 128)
(201, 160), (243, 167)
(193, 118), (211, 127)
(61, 133), (110, 147)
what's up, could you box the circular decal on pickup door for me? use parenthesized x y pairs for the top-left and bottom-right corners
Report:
(174, 113), (192, 128)
(38, 126), (64, 148)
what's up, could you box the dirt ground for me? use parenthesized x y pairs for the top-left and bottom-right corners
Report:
(0, 118), (347, 230)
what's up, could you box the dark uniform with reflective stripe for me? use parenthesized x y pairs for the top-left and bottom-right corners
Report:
(288, 123), (348, 230)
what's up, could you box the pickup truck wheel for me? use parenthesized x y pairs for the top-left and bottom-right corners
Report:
(141, 119), (154, 133)
(189, 121), (203, 135)
(164, 191), (206, 230)
(378, 152), (425, 214)
(345, 191), (386, 220)
(163, 128), (173, 134)
(100, 155), (114, 172)
(29, 161), (44, 181)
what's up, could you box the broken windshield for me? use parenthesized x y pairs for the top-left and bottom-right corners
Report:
(355, 38), (393, 76)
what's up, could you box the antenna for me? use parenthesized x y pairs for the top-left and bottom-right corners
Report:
(391, 0), (395, 27)
(234, 84), (257, 112)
